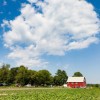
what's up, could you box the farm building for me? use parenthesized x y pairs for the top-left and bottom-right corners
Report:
(67, 77), (86, 88)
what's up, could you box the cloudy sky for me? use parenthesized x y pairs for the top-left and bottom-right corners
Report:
(0, 0), (100, 83)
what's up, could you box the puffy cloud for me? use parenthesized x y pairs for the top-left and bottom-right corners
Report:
(7, 45), (48, 68)
(66, 37), (99, 50)
(3, 0), (100, 67)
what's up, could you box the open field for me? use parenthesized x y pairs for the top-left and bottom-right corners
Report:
(0, 87), (100, 100)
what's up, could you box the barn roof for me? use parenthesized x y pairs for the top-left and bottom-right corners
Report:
(67, 77), (85, 82)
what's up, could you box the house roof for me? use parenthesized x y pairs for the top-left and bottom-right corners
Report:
(67, 77), (85, 82)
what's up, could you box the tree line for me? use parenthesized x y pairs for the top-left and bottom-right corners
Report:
(0, 64), (83, 86)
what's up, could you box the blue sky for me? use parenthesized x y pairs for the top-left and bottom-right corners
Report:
(0, 0), (100, 83)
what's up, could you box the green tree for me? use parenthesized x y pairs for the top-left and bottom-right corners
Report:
(33, 70), (52, 86)
(15, 65), (29, 86)
(73, 72), (83, 77)
(54, 69), (68, 86)
(8, 67), (19, 84)
(0, 64), (10, 84)
(27, 69), (37, 85)
(95, 84), (99, 88)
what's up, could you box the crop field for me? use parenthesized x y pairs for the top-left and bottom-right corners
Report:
(0, 88), (100, 100)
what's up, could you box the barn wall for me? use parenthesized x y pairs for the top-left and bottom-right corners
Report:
(67, 82), (86, 88)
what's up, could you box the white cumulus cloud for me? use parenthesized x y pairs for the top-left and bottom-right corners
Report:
(2, 0), (100, 67)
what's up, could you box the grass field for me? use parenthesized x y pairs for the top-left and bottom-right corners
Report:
(0, 87), (100, 100)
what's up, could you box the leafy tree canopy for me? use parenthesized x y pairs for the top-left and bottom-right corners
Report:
(73, 72), (83, 77)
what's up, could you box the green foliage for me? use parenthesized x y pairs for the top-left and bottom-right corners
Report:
(8, 67), (19, 84)
(0, 88), (100, 100)
(33, 70), (52, 86)
(87, 84), (100, 88)
(27, 70), (37, 85)
(54, 69), (68, 86)
(95, 84), (99, 88)
(73, 72), (83, 77)
(15, 65), (29, 86)
(0, 64), (87, 87)
(0, 64), (68, 86)
(0, 64), (10, 83)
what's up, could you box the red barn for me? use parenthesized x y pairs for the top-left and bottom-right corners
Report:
(67, 77), (86, 88)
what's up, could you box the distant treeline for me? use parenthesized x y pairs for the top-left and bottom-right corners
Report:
(0, 64), (69, 86)
(1, 64), (98, 87)
(0, 64), (100, 87)
(87, 84), (100, 88)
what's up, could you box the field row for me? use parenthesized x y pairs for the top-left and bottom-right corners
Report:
(0, 88), (100, 100)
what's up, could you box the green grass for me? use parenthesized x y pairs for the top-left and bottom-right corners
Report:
(0, 87), (100, 100)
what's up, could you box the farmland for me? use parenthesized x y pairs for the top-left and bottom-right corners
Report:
(0, 88), (100, 100)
